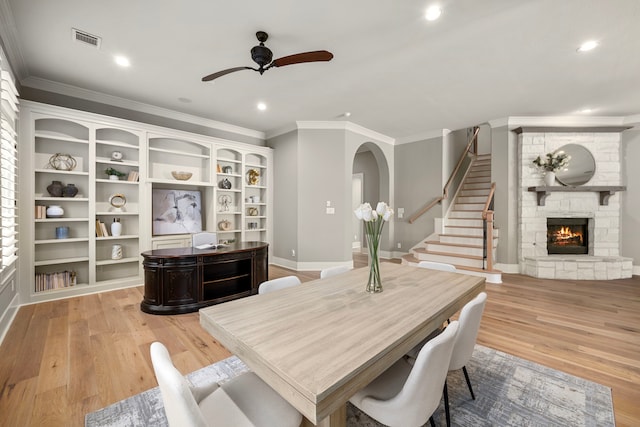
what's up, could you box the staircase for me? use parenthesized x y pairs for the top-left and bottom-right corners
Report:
(402, 154), (502, 283)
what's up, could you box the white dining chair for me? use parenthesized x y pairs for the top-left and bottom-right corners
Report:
(442, 291), (487, 426)
(150, 342), (302, 427)
(320, 265), (352, 279)
(417, 261), (457, 272)
(349, 321), (460, 427)
(257, 275), (301, 294)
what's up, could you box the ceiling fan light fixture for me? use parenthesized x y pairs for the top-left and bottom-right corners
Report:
(425, 6), (442, 21)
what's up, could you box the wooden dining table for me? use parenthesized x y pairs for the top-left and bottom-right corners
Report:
(199, 263), (485, 426)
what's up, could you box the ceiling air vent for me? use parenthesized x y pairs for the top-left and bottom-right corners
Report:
(71, 28), (101, 48)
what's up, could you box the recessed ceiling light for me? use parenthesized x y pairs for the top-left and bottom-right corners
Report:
(579, 108), (594, 114)
(114, 55), (130, 67)
(577, 40), (599, 52)
(344, 112), (351, 117)
(425, 6), (442, 21)
(257, 102), (267, 111)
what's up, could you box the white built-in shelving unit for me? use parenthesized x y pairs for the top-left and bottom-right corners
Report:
(19, 101), (272, 303)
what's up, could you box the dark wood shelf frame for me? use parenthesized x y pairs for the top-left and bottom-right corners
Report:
(527, 186), (626, 206)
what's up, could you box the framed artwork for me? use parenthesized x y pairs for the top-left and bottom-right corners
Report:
(152, 189), (202, 235)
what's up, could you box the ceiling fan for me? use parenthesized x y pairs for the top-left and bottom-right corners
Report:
(202, 31), (333, 82)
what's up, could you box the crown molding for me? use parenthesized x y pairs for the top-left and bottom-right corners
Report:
(295, 121), (395, 145)
(265, 123), (298, 140)
(506, 115), (626, 129)
(488, 117), (509, 128)
(623, 114), (640, 128)
(0, 0), (27, 81)
(21, 76), (266, 140)
(395, 129), (451, 145)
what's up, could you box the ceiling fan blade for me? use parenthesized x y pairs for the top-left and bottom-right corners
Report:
(202, 66), (254, 82)
(270, 50), (334, 68)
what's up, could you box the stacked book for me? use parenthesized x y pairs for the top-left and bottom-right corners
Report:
(35, 271), (77, 292)
(96, 220), (110, 237)
(127, 171), (139, 181)
(35, 205), (47, 219)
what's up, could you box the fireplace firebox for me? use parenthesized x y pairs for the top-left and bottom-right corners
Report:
(547, 218), (589, 255)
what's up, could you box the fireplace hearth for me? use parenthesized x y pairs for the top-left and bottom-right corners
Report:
(547, 218), (588, 255)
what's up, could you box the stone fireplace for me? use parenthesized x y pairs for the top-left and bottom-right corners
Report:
(517, 129), (633, 280)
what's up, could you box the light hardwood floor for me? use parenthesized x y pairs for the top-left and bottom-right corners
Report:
(0, 258), (638, 426)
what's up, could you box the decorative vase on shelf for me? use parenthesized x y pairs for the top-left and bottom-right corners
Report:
(46, 180), (64, 197)
(544, 171), (556, 186)
(111, 218), (122, 237)
(109, 175), (119, 181)
(46, 205), (64, 218)
(111, 244), (123, 260)
(62, 183), (78, 197)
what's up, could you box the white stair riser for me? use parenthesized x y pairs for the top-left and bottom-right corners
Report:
(459, 189), (490, 197)
(415, 253), (484, 268)
(445, 226), (484, 236)
(447, 218), (484, 227)
(467, 171), (491, 177)
(456, 196), (487, 204)
(440, 235), (499, 246)
(425, 243), (484, 257)
(463, 183), (492, 190)
(444, 227), (499, 237)
(465, 177), (490, 184)
(449, 210), (484, 218)
(454, 203), (485, 211)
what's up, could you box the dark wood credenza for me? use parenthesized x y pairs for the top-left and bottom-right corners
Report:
(140, 242), (268, 315)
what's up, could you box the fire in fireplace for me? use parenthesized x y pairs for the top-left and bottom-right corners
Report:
(547, 218), (589, 255)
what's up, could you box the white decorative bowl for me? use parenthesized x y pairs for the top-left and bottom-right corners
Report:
(171, 171), (192, 181)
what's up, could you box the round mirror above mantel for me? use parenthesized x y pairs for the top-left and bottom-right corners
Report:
(554, 144), (596, 186)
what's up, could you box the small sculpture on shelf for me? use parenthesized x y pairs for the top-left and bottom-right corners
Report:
(247, 168), (260, 185)
(111, 151), (123, 161)
(48, 153), (77, 171)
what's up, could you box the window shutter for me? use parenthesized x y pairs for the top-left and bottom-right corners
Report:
(0, 66), (19, 276)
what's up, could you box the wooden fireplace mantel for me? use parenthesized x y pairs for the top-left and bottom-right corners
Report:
(527, 186), (626, 206)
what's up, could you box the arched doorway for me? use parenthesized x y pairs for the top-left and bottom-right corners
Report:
(352, 142), (391, 253)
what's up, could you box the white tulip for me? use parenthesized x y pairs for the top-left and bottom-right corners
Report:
(383, 207), (394, 221)
(376, 202), (388, 216)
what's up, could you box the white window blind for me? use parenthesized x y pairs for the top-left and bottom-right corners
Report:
(0, 66), (19, 276)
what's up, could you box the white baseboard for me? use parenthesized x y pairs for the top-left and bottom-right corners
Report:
(634, 265), (640, 276)
(270, 257), (353, 272)
(494, 263), (520, 274)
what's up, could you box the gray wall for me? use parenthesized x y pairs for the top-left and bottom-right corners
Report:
(296, 129), (351, 262)
(394, 137), (444, 250)
(490, 126), (519, 266)
(268, 130), (299, 262)
(621, 129), (640, 265)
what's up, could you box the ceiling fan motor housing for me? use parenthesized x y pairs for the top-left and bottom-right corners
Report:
(251, 44), (273, 70)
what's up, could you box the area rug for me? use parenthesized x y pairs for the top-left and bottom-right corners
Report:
(86, 345), (614, 427)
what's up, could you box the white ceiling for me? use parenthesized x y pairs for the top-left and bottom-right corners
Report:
(3, 0), (640, 140)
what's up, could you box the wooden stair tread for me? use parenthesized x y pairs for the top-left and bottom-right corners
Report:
(439, 233), (498, 239)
